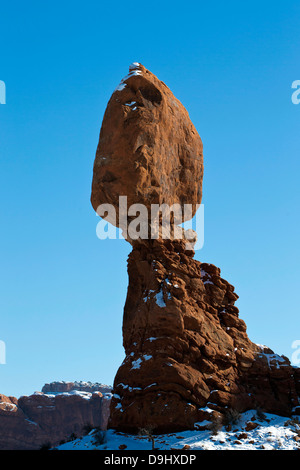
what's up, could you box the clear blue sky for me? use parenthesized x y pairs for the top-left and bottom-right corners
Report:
(0, 0), (299, 398)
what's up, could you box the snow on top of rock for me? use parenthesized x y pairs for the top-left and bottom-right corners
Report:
(143, 354), (152, 361)
(129, 62), (140, 70)
(145, 383), (157, 389)
(155, 289), (166, 308)
(130, 354), (152, 370)
(117, 383), (142, 392)
(114, 63), (142, 93)
(194, 420), (212, 429)
(256, 344), (268, 351)
(258, 352), (288, 369)
(131, 358), (142, 370)
(124, 101), (137, 107)
(114, 82), (127, 92)
(40, 390), (93, 400)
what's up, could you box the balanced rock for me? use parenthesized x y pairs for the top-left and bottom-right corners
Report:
(91, 63), (203, 233)
(91, 64), (300, 433)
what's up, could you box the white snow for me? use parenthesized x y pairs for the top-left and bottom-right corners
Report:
(256, 344), (268, 350)
(131, 358), (143, 370)
(117, 383), (142, 392)
(129, 62), (140, 70)
(114, 82), (127, 92)
(143, 354), (152, 361)
(42, 390), (93, 400)
(143, 289), (155, 302)
(155, 290), (166, 308)
(115, 403), (123, 412)
(114, 65), (142, 93)
(0, 402), (17, 411)
(145, 383), (157, 389)
(55, 410), (300, 451)
(130, 354), (152, 370)
(194, 420), (212, 429)
(258, 353), (288, 369)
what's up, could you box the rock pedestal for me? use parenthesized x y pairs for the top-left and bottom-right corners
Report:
(108, 239), (299, 432)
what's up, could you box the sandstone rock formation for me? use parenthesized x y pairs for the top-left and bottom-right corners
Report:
(91, 62), (203, 234)
(91, 63), (300, 433)
(0, 388), (111, 450)
(108, 239), (300, 432)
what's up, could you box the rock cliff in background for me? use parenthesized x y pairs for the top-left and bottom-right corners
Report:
(91, 63), (300, 433)
(42, 380), (112, 395)
(0, 385), (111, 450)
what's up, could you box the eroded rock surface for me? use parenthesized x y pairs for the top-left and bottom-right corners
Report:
(108, 239), (299, 432)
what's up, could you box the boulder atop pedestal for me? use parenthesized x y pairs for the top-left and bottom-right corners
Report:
(91, 63), (203, 231)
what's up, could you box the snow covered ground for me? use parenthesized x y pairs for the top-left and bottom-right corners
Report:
(56, 410), (300, 451)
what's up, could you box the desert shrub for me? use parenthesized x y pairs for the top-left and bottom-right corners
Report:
(255, 407), (267, 422)
(208, 415), (223, 436)
(93, 430), (107, 446)
(285, 417), (300, 427)
(285, 417), (300, 436)
(138, 426), (156, 450)
(223, 408), (241, 426)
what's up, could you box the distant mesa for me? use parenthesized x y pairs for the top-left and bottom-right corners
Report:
(42, 380), (112, 395)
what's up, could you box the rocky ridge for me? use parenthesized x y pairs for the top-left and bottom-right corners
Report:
(42, 380), (112, 395)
